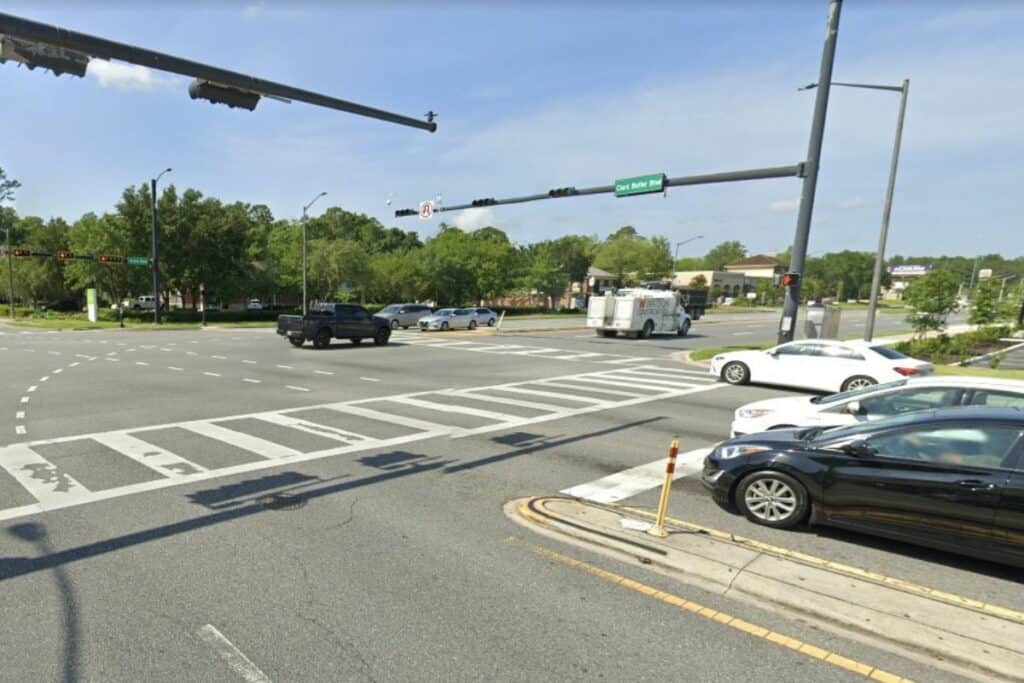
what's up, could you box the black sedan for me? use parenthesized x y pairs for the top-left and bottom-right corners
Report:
(701, 407), (1024, 567)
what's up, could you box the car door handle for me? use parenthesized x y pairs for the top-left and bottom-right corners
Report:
(957, 479), (996, 491)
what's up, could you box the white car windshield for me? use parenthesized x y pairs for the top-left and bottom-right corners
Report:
(380, 305), (401, 313)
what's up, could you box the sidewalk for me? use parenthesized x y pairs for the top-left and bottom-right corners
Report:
(510, 496), (1024, 683)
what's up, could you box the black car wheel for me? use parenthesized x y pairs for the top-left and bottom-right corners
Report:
(390, 319), (399, 330)
(841, 375), (877, 392)
(350, 338), (363, 345)
(721, 361), (750, 385)
(640, 320), (655, 339)
(678, 320), (691, 337)
(487, 318), (495, 327)
(441, 322), (449, 331)
(468, 320), (477, 330)
(288, 336), (305, 347)
(373, 328), (391, 346)
(313, 329), (331, 349)
(736, 471), (809, 529)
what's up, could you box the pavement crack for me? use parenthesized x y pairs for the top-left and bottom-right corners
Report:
(724, 550), (763, 593)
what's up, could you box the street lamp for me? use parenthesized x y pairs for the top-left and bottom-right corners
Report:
(4, 223), (13, 318)
(301, 191), (327, 315)
(151, 167), (172, 324)
(801, 79), (910, 341)
(674, 235), (704, 265)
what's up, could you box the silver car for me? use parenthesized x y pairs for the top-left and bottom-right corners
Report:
(418, 308), (479, 331)
(377, 303), (433, 330)
(473, 307), (498, 326)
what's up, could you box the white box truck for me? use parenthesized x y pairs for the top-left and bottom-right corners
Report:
(586, 288), (692, 339)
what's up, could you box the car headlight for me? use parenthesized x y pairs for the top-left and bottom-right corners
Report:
(736, 408), (773, 419)
(716, 444), (771, 460)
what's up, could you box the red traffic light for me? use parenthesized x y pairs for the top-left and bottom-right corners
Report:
(57, 250), (76, 261)
(781, 272), (800, 287)
(98, 254), (124, 264)
(12, 248), (32, 257)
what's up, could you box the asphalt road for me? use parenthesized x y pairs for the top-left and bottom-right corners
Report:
(0, 322), (1008, 682)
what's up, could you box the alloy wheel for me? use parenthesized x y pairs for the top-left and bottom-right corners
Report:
(744, 478), (798, 523)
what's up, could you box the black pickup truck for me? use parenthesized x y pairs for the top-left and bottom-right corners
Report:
(277, 303), (391, 349)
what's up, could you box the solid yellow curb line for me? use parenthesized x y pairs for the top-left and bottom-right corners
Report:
(619, 504), (1024, 626)
(509, 536), (915, 683)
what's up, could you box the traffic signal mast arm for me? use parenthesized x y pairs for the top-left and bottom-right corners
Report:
(0, 12), (436, 132)
(395, 163), (805, 217)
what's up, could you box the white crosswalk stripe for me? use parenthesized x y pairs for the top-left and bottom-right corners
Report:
(0, 368), (722, 522)
(560, 448), (712, 503)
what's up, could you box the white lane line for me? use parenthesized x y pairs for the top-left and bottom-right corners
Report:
(359, 377), (380, 382)
(212, 355), (227, 360)
(203, 372), (222, 378)
(539, 380), (645, 398)
(325, 403), (452, 434)
(105, 358), (120, 362)
(69, 362), (80, 368)
(187, 351), (199, 356)
(53, 368), (63, 374)
(48, 350), (62, 356)
(491, 385), (607, 405)
(191, 341), (199, 344)
(242, 360), (257, 365)
(40, 376), (49, 382)
(561, 448), (712, 503)
(15, 425), (26, 435)
(285, 385), (309, 392)
(391, 396), (516, 422)
(92, 433), (208, 479)
(136, 361), (150, 367)
(16, 411), (25, 419)
(602, 357), (653, 365)
(258, 413), (368, 444)
(74, 354), (91, 359)
(196, 624), (273, 683)
(27, 385), (37, 393)
(276, 364), (294, 370)
(182, 422), (301, 459)
(243, 378), (261, 384)
(732, 331), (753, 336)
(168, 366), (184, 372)
(599, 372), (714, 389)
(314, 370), (334, 376)
(635, 364), (715, 379)
(448, 390), (567, 414)
(20, 396), (29, 404)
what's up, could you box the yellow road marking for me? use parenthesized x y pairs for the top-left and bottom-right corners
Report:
(619, 504), (1024, 626)
(509, 536), (915, 682)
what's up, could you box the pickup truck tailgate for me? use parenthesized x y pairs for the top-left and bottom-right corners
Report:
(277, 315), (305, 336)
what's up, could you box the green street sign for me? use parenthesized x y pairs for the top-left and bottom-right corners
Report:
(126, 256), (150, 267)
(615, 173), (666, 197)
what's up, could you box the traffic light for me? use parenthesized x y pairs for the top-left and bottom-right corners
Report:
(188, 79), (260, 111)
(471, 198), (497, 207)
(98, 254), (124, 264)
(548, 187), (577, 198)
(0, 36), (90, 78)
(781, 272), (800, 287)
(12, 248), (32, 258)
(395, 209), (417, 217)
(57, 250), (76, 261)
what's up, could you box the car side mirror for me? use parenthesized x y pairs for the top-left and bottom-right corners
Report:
(843, 439), (874, 457)
(845, 400), (863, 416)
(765, 349), (777, 357)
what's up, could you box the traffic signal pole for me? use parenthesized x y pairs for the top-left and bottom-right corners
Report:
(151, 177), (160, 325)
(778, 0), (842, 344)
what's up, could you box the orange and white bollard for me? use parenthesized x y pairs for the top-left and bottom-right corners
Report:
(647, 438), (680, 538)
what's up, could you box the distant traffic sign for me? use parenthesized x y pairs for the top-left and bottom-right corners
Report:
(419, 201), (434, 220)
(615, 173), (666, 197)
(126, 256), (150, 267)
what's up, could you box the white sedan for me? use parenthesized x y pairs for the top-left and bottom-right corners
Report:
(730, 376), (1024, 437)
(709, 339), (932, 394)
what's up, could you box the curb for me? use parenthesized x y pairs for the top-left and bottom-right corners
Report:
(509, 496), (1024, 683)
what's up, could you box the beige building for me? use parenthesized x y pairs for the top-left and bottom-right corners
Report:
(671, 270), (748, 297)
(724, 254), (787, 280)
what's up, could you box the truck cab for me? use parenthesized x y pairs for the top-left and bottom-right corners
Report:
(277, 303), (391, 349)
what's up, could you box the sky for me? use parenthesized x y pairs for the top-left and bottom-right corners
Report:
(2, 1), (1022, 258)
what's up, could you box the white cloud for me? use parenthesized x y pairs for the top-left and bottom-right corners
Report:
(769, 199), (799, 213)
(87, 60), (174, 91)
(838, 197), (865, 210)
(452, 208), (498, 231)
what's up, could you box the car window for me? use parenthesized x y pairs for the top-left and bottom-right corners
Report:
(967, 390), (1024, 409)
(858, 388), (961, 416)
(813, 379), (907, 405)
(352, 309), (371, 321)
(775, 343), (822, 356)
(436, 308), (454, 316)
(380, 305), (400, 313)
(865, 425), (1022, 469)
(870, 345), (908, 360)
(819, 345), (864, 360)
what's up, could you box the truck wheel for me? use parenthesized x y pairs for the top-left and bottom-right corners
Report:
(350, 338), (363, 345)
(640, 320), (654, 339)
(289, 336), (305, 347)
(313, 329), (331, 349)
(678, 320), (691, 337)
(600, 330), (617, 338)
(373, 328), (391, 346)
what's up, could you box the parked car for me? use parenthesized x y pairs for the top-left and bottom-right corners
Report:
(277, 303), (391, 348)
(702, 406), (1024, 567)
(131, 295), (166, 311)
(731, 376), (1024, 437)
(418, 308), (478, 331)
(246, 299), (263, 311)
(710, 339), (933, 394)
(473, 307), (498, 326)
(376, 303), (433, 330)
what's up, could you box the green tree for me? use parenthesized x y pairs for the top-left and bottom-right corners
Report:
(675, 256), (704, 271)
(592, 230), (672, 285)
(702, 240), (746, 270)
(969, 278), (1001, 325)
(525, 246), (570, 309)
(904, 270), (960, 336)
(689, 274), (708, 289)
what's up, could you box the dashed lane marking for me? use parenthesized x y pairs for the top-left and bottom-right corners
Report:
(285, 385), (310, 392)
(203, 372), (222, 378)
(243, 378), (261, 384)
(168, 366), (184, 371)
(15, 411), (25, 419)
(27, 385), (37, 393)
(276, 364), (294, 370)
(15, 426), (26, 435)
(314, 370), (334, 376)
(212, 355), (227, 360)
(196, 624), (273, 683)
(359, 377), (380, 382)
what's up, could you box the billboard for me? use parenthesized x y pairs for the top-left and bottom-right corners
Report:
(889, 264), (931, 276)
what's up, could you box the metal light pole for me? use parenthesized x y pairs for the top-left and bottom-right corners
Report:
(674, 234), (704, 265)
(998, 275), (1018, 302)
(301, 191), (327, 315)
(151, 167), (171, 324)
(778, 0), (843, 344)
(4, 225), (13, 318)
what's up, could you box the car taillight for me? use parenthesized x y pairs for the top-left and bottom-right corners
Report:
(894, 367), (920, 377)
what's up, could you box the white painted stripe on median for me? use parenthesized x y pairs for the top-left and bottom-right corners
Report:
(560, 448), (711, 503)
(197, 624), (273, 683)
